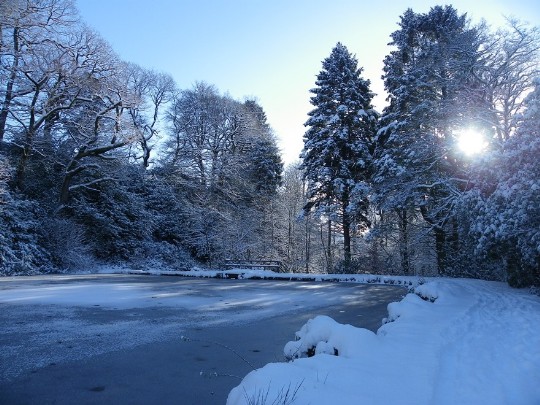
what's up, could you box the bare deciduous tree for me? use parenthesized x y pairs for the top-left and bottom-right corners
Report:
(125, 64), (176, 168)
(0, 0), (78, 142)
(475, 19), (540, 143)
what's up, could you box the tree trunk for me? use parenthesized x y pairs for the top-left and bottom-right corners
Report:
(420, 204), (448, 276)
(59, 171), (74, 204)
(327, 219), (332, 272)
(342, 188), (352, 270)
(0, 27), (20, 142)
(397, 208), (410, 275)
(287, 209), (293, 262)
(304, 216), (311, 273)
(447, 217), (460, 274)
(15, 79), (43, 189)
(142, 140), (151, 168)
(342, 209), (352, 267)
(59, 155), (82, 205)
(15, 128), (34, 189)
(434, 227), (446, 276)
(42, 112), (58, 152)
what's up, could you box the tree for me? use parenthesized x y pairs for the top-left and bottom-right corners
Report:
(0, 0), (82, 186)
(166, 82), (241, 187)
(474, 19), (540, 144)
(241, 99), (283, 196)
(54, 28), (136, 205)
(472, 78), (540, 287)
(166, 84), (283, 263)
(0, 1), (139, 206)
(236, 100), (283, 259)
(301, 42), (378, 269)
(276, 163), (307, 271)
(125, 64), (176, 168)
(375, 6), (481, 275)
(0, 0), (78, 142)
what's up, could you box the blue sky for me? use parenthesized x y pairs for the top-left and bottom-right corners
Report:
(76, 0), (540, 164)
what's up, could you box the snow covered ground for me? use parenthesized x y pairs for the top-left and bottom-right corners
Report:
(2, 268), (539, 404)
(228, 278), (540, 405)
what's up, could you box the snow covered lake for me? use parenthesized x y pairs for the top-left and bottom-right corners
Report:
(0, 273), (404, 404)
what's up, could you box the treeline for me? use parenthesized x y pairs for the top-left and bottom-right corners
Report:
(1, 2), (539, 287)
(0, 0), (285, 273)
(300, 7), (540, 287)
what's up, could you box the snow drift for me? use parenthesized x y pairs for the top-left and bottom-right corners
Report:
(228, 279), (540, 405)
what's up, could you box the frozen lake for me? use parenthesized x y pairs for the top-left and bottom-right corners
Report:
(0, 274), (406, 404)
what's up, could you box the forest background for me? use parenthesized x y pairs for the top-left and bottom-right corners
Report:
(1, 0), (539, 287)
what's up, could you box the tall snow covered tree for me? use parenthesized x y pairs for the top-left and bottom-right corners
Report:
(241, 100), (283, 197)
(166, 84), (283, 263)
(472, 78), (540, 287)
(0, 0), (78, 142)
(375, 6), (481, 275)
(301, 42), (378, 269)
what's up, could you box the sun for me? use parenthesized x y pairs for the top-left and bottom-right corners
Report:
(456, 128), (486, 156)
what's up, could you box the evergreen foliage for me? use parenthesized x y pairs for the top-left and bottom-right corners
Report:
(301, 43), (378, 268)
(0, 190), (54, 275)
(375, 6), (482, 276)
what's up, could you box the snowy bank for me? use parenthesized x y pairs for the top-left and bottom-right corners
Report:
(122, 266), (420, 288)
(227, 279), (540, 405)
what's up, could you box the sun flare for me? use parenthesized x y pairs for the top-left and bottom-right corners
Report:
(456, 128), (486, 156)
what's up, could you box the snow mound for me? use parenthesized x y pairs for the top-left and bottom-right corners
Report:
(414, 281), (440, 302)
(284, 315), (377, 360)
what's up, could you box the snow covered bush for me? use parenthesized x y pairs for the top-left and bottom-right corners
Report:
(0, 192), (55, 275)
(0, 152), (53, 275)
(67, 171), (153, 261)
(129, 241), (196, 271)
(41, 217), (94, 271)
(284, 315), (377, 361)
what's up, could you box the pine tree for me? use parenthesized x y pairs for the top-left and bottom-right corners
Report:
(375, 6), (481, 275)
(301, 43), (378, 269)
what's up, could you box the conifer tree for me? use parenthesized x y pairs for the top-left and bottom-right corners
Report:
(375, 6), (480, 275)
(301, 43), (378, 269)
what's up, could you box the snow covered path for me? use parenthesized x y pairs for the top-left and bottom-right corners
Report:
(229, 279), (540, 405)
(426, 281), (540, 404)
